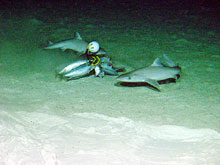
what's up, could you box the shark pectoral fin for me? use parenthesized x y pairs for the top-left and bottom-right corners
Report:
(144, 78), (160, 90)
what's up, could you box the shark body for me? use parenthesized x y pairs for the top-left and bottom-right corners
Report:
(44, 32), (106, 55)
(117, 55), (181, 90)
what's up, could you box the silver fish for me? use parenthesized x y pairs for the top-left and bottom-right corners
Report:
(58, 60), (89, 75)
(62, 63), (95, 80)
(117, 55), (181, 90)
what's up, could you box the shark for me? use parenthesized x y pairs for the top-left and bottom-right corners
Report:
(44, 32), (106, 55)
(116, 55), (181, 91)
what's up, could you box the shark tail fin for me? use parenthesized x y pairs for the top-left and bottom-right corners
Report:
(75, 32), (82, 40)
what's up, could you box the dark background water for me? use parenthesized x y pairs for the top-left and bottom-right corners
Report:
(1, 0), (220, 19)
(0, 0), (219, 38)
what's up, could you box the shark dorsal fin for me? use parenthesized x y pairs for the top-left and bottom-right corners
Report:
(75, 32), (82, 40)
(151, 57), (163, 67)
(48, 41), (53, 45)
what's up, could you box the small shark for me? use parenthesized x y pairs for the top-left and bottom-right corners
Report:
(116, 55), (181, 91)
(44, 32), (106, 55)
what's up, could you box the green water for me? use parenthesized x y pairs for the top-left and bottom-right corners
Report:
(0, 2), (220, 132)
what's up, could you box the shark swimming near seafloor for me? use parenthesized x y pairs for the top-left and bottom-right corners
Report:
(116, 55), (181, 91)
(44, 32), (106, 55)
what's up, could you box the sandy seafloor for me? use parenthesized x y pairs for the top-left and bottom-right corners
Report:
(0, 2), (220, 164)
